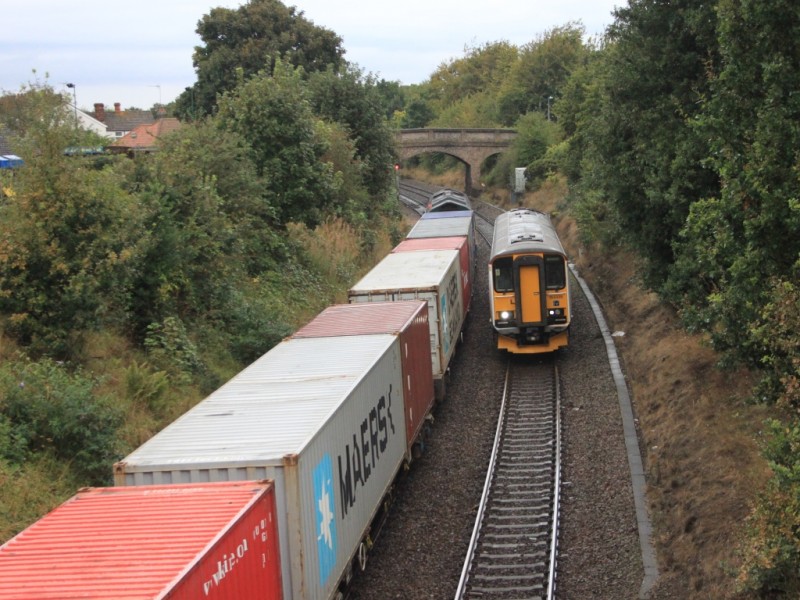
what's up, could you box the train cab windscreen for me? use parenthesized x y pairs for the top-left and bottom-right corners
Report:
(544, 255), (566, 289)
(493, 257), (514, 292)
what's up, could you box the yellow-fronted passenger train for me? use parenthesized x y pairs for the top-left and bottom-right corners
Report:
(489, 208), (571, 353)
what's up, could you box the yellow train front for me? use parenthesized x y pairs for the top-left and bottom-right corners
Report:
(489, 208), (570, 353)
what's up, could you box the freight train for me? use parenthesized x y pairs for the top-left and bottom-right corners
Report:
(0, 189), (476, 600)
(350, 208), (476, 400)
(489, 208), (571, 353)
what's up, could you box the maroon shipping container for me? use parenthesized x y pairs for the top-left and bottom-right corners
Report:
(393, 236), (473, 314)
(0, 481), (282, 600)
(292, 300), (435, 458)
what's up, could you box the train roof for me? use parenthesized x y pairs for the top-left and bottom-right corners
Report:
(408, 214), (474, 239)
(490, 208), (566, 259)
(426, 188), (471, 212)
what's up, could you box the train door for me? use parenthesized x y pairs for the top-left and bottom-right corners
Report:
(514, 255), (546, 325)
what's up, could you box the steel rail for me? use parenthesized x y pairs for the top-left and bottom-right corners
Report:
(455, 358), (562, 600)
(455, 363), (512, 598)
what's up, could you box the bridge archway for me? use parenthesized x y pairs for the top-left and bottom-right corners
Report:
(396, 128), (516, 195)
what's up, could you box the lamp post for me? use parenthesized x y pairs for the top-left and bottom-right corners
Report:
(547, 95), (553, 121)
(66, 83), (77, 124)
(149, 84), (162, 108)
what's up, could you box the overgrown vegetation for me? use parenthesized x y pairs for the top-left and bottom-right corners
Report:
(0, 0), (402, 546)
(2, 0), (799, 594)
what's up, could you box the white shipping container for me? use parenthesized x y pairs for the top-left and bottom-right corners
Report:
(408, 212), (475, 241)
(407, 212), (477, 286)
(347, 249), (465, 400)
(114, 335), (409, 600)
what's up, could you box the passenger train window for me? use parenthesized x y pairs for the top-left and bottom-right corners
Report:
(493, 257), (514, 292)
(544, 256), (566, 289)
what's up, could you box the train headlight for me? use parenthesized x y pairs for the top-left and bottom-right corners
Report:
(500, 310), (512, 320)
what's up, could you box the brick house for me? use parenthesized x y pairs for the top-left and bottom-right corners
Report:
(108, 118), (182, 155)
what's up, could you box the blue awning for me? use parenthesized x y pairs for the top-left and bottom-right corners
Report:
(0, 155), (23, 169)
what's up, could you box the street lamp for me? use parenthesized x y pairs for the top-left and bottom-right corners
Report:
(547, 95), (553, 121)
(149, 84), (162, 107)
(66, 83), (77, 124)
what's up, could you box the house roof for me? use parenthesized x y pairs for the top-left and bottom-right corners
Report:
(102, 111), (156, 133)
(109, 118), (182, 152)
(90, 103), (156, 134)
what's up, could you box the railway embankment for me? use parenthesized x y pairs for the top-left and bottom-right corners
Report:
(555, 206), (774, 599)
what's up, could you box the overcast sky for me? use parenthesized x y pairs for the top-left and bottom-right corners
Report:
(1, 0), (621, 111)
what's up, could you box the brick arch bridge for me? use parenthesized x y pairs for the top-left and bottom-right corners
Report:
(396, 128), (517, 195)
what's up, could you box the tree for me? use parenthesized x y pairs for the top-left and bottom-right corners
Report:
(373, 79), (406, 120)
(313, 119), (371, 225)
(120, 120), (275, 340)
(401, 97), (436, 128)
(513, 112), (563, 186)
(666, 0), (800, 371)
(571, 0), (720, 288)
(496, 24), (588, 125)
(427, 41), (518, 111)
(215, 61), (336, 227)
(0, 85), (145, 357)
(174, 0), (345, 119)
(307, 64), (397, 198)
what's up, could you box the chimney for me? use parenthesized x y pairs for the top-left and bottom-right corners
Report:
(94, 103), (105, 122)
(114, 102), (121, 114)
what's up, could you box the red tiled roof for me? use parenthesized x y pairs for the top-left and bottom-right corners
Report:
(110, 118), (182, 151)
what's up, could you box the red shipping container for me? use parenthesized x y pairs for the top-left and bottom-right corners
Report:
(0, 481), (282, 600)
(292, 300), (435, 458)
(393, 236), (473, 314)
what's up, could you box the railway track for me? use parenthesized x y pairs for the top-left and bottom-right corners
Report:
(398, 178), (437, 213)
(472, 206), (497, 247)
(455, 356), (562, 600)
(396, 180), (563, 599)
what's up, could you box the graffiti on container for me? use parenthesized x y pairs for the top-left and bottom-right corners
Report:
(202, 536), (252, 596)
(201, 518), (273, 596)
(441, 270), (462, 356)
(337, 384), (397, 519)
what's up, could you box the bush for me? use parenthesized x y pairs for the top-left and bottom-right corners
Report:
(124, 360), (171, 418)
(738, 418), (800, 595)
(143, 316), (202, 383)
(0, 358), (123, 485)
(223, 286), (295, 365)
(0, 456), (79, 543)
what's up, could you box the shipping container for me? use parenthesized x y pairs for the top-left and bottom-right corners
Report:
(407, 210), (477, 301)
(408, 209), (476, 253)
(114, 335), (408, 600)
(393, 237), (473, 315)
(292, 301), (434, 460)
(347, 249), (465, 401)
(0, 481), (282, 600)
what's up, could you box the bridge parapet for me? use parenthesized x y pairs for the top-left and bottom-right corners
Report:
(398, 128), (516, 145)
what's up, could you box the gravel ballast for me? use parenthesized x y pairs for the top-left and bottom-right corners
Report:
(347, 210), (645, 599)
